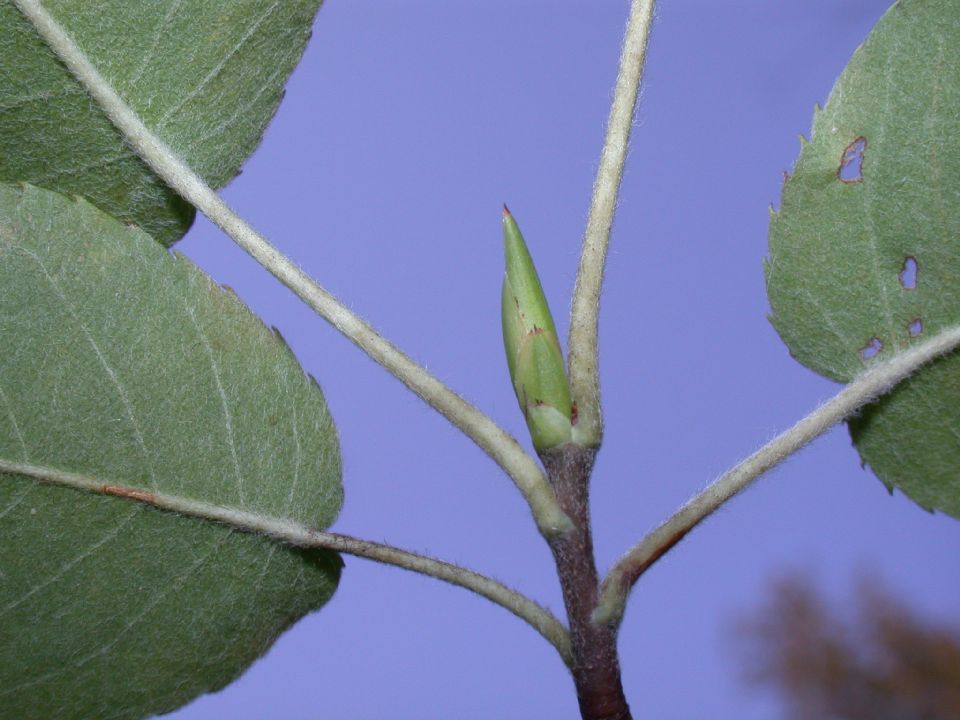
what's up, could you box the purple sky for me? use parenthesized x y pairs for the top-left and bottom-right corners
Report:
(170, 2), (959, 718)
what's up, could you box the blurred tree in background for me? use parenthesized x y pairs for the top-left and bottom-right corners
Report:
(735, 575), (960, 720)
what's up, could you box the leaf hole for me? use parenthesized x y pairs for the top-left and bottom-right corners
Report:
(908, 318), (923, 338)
(898, 256), (918, 289)
(860, 336), (883, 360)
(838, 136), (867, 183)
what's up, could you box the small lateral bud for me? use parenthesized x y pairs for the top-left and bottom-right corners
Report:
(501, 206), (572, 452)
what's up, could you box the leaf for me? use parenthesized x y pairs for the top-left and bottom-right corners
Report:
(766, 0), (960, 519)
(0, 0), (323, 246)
(0, 183), (343, 720)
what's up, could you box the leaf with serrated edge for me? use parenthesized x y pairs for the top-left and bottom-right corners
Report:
(0, 182), (343, 720)
(766, 0), (960, 519)
(0, 0), (323, 246)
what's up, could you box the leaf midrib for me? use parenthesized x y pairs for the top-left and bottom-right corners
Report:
(0, 457), (313, 542)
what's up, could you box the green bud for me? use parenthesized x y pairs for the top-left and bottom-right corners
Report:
(501, 206), (572, 452)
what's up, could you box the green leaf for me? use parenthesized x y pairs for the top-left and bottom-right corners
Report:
(0, 0), (323, 246)
(766, 0), (960, 519)
(0, 183), (343, 719)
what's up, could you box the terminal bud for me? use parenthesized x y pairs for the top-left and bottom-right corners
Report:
(501, 206), (572, 452)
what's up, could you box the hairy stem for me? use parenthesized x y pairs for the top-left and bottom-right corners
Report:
(594, 323), (960, 628)
(12, 0), (571, 538)
(568, 0), (656, 448)
(0, 457), (572, 664)
(542, 446), (631, 720)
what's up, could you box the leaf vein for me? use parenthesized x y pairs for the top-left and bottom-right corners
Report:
(862, 41), (898, 336)
(155, 0), (281, 130)
(0, 506), (141, 616)
(74, 530), (232, 668)
(286, 404), (301, 510)
(12, 246), (158, 489)
(0, 85), (83, 113)
(0, 528), (232, 697)
(185, 303), (245, 506)
(125, 0), (184, 91)
(0, 381), (29, 461)
(0, 484), (32, 520)
(32, 151), (129, 185)
(190, 63), (285, 148)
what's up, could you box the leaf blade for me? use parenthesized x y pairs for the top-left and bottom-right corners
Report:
(766, 0), (960, 519)
(0, 0), (324, 245)
(0, 182), (343, 719)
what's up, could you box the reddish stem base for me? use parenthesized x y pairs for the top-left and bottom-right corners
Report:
(542, 445), (632, 720)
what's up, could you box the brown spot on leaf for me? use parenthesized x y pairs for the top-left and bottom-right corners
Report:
(102, 485), (158, 504)
(838, 137), (867, 183)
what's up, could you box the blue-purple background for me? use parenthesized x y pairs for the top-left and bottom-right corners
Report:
(170, 2), (960, 718)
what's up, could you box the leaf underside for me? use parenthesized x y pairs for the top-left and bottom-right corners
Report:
(0, 183), (343, 720)
(766, 0), (960, 518)
(0, 0), (323, 246)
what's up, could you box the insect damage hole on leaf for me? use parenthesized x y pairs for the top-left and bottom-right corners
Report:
(898, 256), (918, 289)
(908, 318), (923, 338)
(859, 336), (883, 361)
(838, 136), (867, 183)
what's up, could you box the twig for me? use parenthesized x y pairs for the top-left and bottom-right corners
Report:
(593, 324), (960, 628)
(0, 457), (573, 665)
(12, 0), (571, 537)
(541, 445), (631, 719)
(568, 0), (656, 448)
